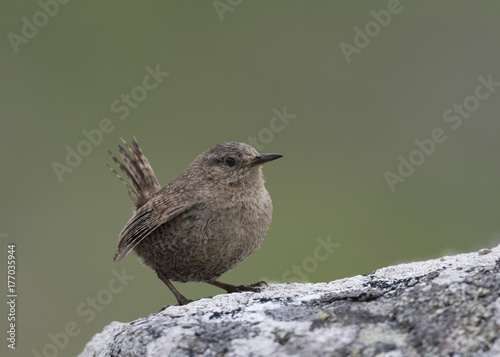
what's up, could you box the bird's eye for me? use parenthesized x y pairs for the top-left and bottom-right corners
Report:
(225, 157), (236, 167)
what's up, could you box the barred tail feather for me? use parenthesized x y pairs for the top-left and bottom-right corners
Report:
(107, 137), (161, 208)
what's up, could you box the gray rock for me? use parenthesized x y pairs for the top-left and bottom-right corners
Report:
(79, 246), (500, 357)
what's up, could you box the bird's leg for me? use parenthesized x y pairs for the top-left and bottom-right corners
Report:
(208, 280), (268, 293)
(156, 271), (193, 305)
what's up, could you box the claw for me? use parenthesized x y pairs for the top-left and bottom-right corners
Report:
(208, 280), (268, 294)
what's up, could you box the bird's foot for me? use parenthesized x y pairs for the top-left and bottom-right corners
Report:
(176, 296), (194, 306)
(160, 296), (194, 311)
(233, 281), (268, 293)
(209, 280), (268, 293)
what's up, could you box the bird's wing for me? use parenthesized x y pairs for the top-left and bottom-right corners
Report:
(113, 188), (196, 262)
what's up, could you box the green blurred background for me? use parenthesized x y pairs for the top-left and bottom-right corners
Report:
(2, 1), (500, 355)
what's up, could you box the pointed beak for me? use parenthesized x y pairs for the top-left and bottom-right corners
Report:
(246, 153), (283, 167)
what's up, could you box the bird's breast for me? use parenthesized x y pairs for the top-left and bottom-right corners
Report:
(201, 187), (272, 251)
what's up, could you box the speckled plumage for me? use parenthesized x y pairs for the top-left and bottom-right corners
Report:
(108, 138), (281, 305)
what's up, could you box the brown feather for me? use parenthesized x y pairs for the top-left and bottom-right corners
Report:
(113, 189), (196, 262)
(107, 137), (161, 208)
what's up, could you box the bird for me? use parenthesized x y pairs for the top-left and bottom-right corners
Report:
(107, 137), (282, 305)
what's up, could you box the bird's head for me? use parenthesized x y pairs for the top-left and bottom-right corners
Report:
(187, 142), (282, 187)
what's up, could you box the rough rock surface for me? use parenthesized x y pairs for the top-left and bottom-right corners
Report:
(80, 245), (500, 357)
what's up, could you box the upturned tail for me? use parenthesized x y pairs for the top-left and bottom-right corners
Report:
(107, 137), (161, 209)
